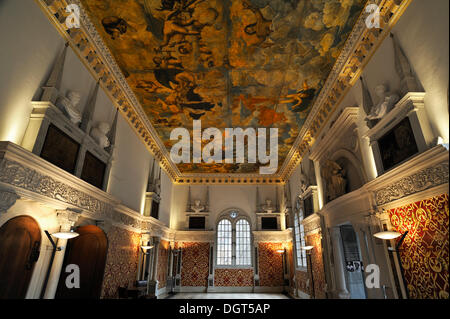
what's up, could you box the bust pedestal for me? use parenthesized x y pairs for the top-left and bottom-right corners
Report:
(363, 92), (433, 175)
(21, 101), (114, 190)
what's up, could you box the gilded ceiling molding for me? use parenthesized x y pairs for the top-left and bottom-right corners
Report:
(35, 0), (411, 185)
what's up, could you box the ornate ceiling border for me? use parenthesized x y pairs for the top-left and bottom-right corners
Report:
(35, 0), (411, 185)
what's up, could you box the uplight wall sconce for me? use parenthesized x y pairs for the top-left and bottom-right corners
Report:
(374, 230), (410, 299)
(140, 245), (154, 255)
(40, 228), (79, 299)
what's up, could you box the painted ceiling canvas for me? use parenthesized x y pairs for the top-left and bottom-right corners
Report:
(80, 0), (367, 174)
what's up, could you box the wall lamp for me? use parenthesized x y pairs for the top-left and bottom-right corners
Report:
(44, 229), (79, 251)
(40, 228), (79, 299)
(374, 230), (410, 299)
(141, 245), (154, 255)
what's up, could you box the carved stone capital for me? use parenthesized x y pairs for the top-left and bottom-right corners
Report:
(0, 189), (19, 214)
(56, 210), (81, 231)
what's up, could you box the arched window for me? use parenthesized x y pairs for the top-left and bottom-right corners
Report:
(217, 219), (232, 266)
(216, 211), (252, 267)
(294, 199), (307, 268)
(236, 219), (251, 266)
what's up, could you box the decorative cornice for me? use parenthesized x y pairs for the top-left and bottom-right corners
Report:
(35, 0), (412, 184)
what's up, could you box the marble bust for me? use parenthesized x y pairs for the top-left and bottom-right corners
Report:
(365, 84), (400, 121)
(262, 199), (276, 213)
(191, 199), (205, 213)
(57, 91), (82, 124)
(90, 122), (111, 149)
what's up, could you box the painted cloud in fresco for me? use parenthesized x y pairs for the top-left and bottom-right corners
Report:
(80, 0), (367, 174)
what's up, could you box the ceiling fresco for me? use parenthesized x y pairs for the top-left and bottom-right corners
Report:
(80, 0), (367, 174)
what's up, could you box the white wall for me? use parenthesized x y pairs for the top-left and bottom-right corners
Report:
(169, 184), (280, 231)
(0, 0), (61, 144)
(158, 170), (173, 226)
(107, 115), (151, 212)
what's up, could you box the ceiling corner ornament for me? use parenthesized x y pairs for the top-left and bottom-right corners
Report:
(0, 189), (19, 214)
(36, 0), (411, 184)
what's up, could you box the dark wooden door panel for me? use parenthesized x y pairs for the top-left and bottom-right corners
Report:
(0, 216), (41, 299)
(56, 225), (108, 299)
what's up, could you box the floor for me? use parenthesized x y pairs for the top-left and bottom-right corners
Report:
(167, 293), (290, 299)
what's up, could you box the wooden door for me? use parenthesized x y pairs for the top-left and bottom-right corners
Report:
(0, 216), (41, 299)
(56, 225), (108, 299)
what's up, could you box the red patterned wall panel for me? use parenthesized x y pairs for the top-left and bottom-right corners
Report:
(180, 242), (210, 287)
(388, 193), (449, 299)
(286, 242), (296, 294)
(214, 269), (254, 287)
(258, 242), (284, 287)
(294, 233), (326, 298)
(101, 226), (141, 299)
(295, 270), (310, 294)
(307, 233), (326, 299)
(157, 240), (170, 289)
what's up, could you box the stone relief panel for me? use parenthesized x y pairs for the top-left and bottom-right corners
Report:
(375, 162), (449, 206)
(0, 158), (113, 216)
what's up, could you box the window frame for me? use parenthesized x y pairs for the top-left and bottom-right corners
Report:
(215, 210), (253, 269)
(294, 198), (308, 271)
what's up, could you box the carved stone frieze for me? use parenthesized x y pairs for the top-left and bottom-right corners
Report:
(375, 162), (449, 206)
(303, 214), (322, 234)
(0, 158), (113, 215)
(0, 156), (170, 236)
(253, 229), (293, 243)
